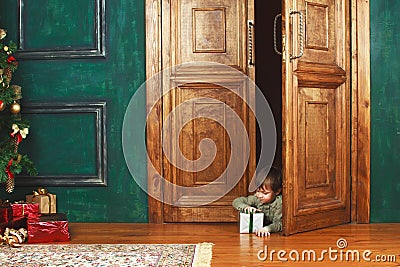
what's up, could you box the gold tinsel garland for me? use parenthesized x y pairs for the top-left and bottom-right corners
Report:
(0, 227), (28, 247)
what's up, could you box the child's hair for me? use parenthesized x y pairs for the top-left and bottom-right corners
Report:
(257, 166), (282, 193)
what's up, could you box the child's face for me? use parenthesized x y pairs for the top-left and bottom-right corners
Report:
(255, 185), (277, 204)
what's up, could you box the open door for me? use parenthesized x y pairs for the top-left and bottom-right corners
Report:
(281, 0), (351, 235)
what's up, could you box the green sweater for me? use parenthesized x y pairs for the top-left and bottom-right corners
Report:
(232, 194), (282, 233)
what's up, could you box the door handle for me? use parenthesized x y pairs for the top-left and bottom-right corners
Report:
(248, 20), (254, 66)
(289, 10), (304, 60)
(273, 13), (282, 56)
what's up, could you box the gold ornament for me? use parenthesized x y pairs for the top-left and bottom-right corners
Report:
(10, 102), (21, 114)
(5, 177), (15, 193)
(16, 154), (22, 164)
(0, 29), (6, 40)
(3, 67), (12, 83)
(11, 85), (22, 100)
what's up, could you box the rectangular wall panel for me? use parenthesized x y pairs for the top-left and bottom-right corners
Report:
(16, 0), (106, 59)
(16, 102), (107, 186)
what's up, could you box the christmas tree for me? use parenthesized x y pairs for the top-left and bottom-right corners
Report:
(0, 28), (37, 193)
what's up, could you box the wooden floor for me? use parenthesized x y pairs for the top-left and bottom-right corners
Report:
(66, 223), (400, 266)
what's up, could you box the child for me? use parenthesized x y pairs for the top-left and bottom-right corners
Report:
(232, 166), (282, 237)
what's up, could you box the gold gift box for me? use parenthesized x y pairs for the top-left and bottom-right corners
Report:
(26, 193), (56, 214)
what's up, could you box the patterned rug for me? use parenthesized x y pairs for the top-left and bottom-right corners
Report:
(0, 243), (213, 267)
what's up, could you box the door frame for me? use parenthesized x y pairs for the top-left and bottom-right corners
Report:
(145, 0), (370, 224)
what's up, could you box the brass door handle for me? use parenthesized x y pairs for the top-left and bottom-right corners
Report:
(248, 20), (254, 66)
(289, 10), (304, 60)
(273, 13), (282, 56)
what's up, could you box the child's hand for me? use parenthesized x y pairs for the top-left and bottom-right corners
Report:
(255, 227), (270, 237)
(243, 206), (260, 213)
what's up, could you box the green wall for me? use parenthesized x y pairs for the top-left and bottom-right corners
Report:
(0, 0), (148, 222)
(370, 0), (400, 222)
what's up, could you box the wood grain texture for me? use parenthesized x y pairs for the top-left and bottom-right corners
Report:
(146, 0), (164, 223)
(282, 0), (351, 235)
(147, 0), (256, 222)
(281, 0), (293, 235)
(351, 0), (370, 223)
(175, 0), (247, 70)
(192, 8), (226, 53)
(67, 223), (400, 266)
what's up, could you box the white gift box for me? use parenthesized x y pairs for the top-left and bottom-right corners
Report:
(239, 212), (264, 233)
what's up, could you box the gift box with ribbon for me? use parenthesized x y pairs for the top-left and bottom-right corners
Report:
(0, 201), (12, 223)
(1, 201), (29, 235)
(11, 202), (39, 217)
(239, 212), (264, 233)
(26, 187), (56, 214)
(0, 216), (27, 235)
(27, 213), (70, 243)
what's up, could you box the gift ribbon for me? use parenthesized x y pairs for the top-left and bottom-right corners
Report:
(7, 55), (16, 63)
(249, 213), (253, 233)
(33, 187), (48, 196)
(32, 188), (52, 214)
(11, 124), (29, 140)
(10, 133), (22, 144)
(12, 201), (36, 217)
(5, 159), (14, 179)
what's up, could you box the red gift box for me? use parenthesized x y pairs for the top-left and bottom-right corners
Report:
(27, 213), (70, 243)
(0, 222), (6, 235)
(0, 216), (27, 235)
(11, 203), (39, 217)
(0, 203), (12, 223)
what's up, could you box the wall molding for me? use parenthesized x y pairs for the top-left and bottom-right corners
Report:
(15, 0), (106, 60)
(15, 101), (108, 187)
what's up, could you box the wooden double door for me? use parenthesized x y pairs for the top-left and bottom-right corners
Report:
(146, 0), (352, 235)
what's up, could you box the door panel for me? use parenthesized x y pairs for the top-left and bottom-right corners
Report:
(301, 1), (336, 63)
(297, 87), (345, 214)
(282, 0), (350, 234)
(174, 0), (247, 70)
(163, 78), (251, 222)
(161, 0), (254, 222)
